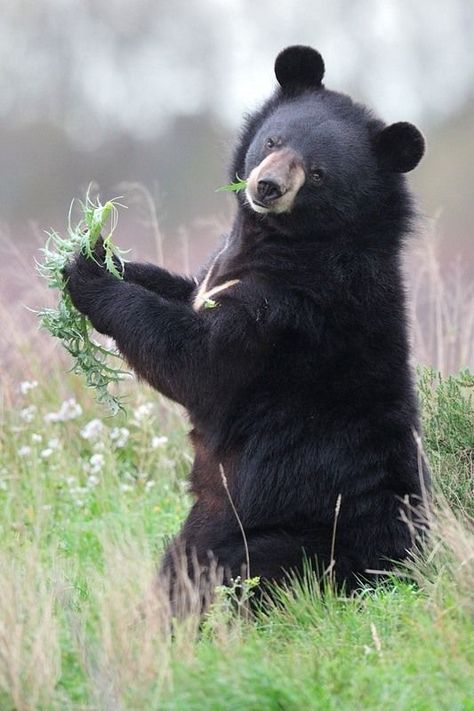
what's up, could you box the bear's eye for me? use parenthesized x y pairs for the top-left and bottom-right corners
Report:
(310, 167), (325, 183)
(265, 137), (277, 149)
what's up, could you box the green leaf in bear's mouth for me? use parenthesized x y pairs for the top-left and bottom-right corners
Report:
(216, 177), (248, 193)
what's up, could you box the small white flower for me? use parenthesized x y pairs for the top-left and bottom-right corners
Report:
(42, 504), (52, 511)
(17, 446), (31, 457)
(44, 398), (82, 423)
(0, 480), (8, 491)
(120, 483), (133, 493)
(133, 402), (155, 423)
(31, 433), (43, 443)
(145, 480), (155, 491)
(87, 475), (99, 487)
(151, 435), (168, 449)
(89, 453), (105, 474)
(40, 448), (53, 459)
(20, 405), (37, 423)
(110, 427), (129, 448)
(66, 476), (77, 486)
(75, 499), (84, 507)
(80, 418), (104, 441)
(47, 438), (60, 450)
(19, 380), (38, 395)
(71, 486), (88, 496)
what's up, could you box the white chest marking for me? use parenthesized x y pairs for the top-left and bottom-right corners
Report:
(192, 235), (240, 311)
(193, 278), (240, 311)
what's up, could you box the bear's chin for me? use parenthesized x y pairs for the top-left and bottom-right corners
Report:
(245, 190), (294, 216)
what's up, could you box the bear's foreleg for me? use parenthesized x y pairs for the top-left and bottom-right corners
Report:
(122, 261), (195, 302)
(64, 250), (261, 406)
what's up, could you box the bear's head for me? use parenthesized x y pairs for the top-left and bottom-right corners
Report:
(234, 46), (425, 235)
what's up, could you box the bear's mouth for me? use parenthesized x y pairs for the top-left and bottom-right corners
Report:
(249, 197), (276, 211)
(246, 148), (305, 215)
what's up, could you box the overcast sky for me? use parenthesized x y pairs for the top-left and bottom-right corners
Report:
(1, 0), (473, 146)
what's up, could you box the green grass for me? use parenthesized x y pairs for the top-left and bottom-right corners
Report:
(0, 367), (472, 710)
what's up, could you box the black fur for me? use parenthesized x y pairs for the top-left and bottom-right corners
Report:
(65, 46), (429, 598)
(275, 45), (325, 91)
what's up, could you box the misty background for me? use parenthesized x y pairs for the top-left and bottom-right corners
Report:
(1, 0), (473, 375)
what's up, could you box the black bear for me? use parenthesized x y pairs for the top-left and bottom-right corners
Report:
(65, 46), (430, 600)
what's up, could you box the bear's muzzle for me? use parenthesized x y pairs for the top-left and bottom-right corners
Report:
(246, 148), (305, 214)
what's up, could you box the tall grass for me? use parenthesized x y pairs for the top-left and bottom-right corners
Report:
(409, 217), (474, 373)
(0, 353), (471, 708)
(0, 549), (60, 711)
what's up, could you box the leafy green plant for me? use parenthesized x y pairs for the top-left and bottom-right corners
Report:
(37, 194), (129, 414)
(418, 368), (473, 455)
(216, 177), (248, 193)
(418, 367), (474, 514)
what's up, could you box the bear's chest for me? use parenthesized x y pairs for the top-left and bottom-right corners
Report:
(192, 241), (242, 311)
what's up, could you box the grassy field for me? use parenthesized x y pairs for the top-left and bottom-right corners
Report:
(0, 365), (473, 710)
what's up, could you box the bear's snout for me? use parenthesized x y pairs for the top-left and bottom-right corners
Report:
(246, 147), (305, 215)
(257, 177), (285, 203)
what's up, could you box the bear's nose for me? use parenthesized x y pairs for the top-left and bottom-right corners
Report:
(257, 178), (284, 202)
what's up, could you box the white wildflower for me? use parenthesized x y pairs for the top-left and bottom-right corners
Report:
(40, 448), (53, 459)
(87, 475), (99, 487)
(110, 427), (129, 448)
(70, 486), (88, 496)
(120, 483), (133, 493)
(89, 453), (105, 474)
(66, 476), (77, 486)
(47, 438), (60, 450)
(31, 433), (43, 443)
(80, 418), (104, 441)
(19, 380), (38, 395)
(145, 480), (155, 491)
(151, 435), (168, 449)
(17, 446), (31, 457)
(20, 405), (37, 423)
(44, 398), (82, 423)
(133, 402), (155, 423)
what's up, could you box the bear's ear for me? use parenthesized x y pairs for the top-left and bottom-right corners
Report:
(374, 122), (425, 173)
(275, 45), (325, 91)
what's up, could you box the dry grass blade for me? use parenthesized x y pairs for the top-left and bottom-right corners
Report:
(219, 463), (250, 580)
